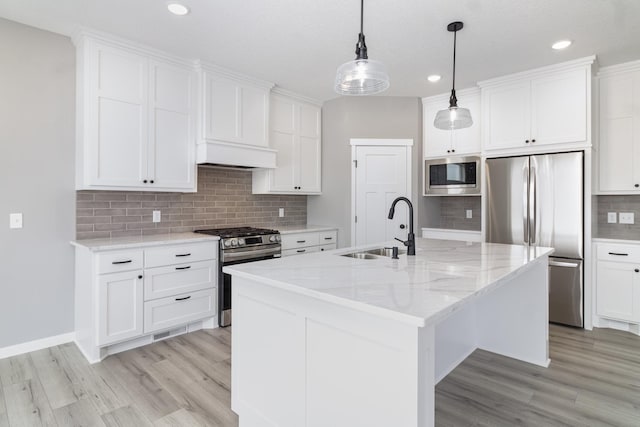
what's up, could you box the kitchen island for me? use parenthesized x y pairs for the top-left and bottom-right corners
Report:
(224, 238), (554, 427)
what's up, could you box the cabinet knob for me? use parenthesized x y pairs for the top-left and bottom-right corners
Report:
(143, 180), (148, 183)
(150, 180), (154, 184)
(447, 150), (451, 153)
(138, 275), (143, 279)
(525, 140), (530, 144)
(635, 269), (639, 273)
(635, 184), (639, 188)
(452, 149), (455, 153)
(531, 139), (536, 143)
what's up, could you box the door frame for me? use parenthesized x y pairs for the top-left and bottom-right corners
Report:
(350, 138), (413, 246)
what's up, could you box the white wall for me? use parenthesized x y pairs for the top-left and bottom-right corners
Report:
(308, 97), (423, 248)
(0, 19), (76, 347)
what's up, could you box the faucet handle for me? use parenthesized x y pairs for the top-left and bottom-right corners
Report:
(394, 237), (408, 247)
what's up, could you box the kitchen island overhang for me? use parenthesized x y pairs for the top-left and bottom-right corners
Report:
(225, 239), (554, 427)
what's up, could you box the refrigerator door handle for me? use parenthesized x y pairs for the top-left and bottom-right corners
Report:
(549, 260), (580, 268)
(522, 163), (529, 245)
(530, 165), (537, 245)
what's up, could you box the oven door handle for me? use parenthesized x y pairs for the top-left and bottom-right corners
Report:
(222, 246), (281, 263)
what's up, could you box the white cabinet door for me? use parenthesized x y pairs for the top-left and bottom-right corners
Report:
(90, 44), (148, 187)
(149, 61), (196, 190)
(269, 96), (297, 191)
(483, 81), (531, 150)
(596, 261), (640, 323)
(204, 73), (269, 147)
(298, 103), (322, 193)
(423, 101), (453, 157)
(98, 270), (144, 345)
(598, 72), (640, 192)
(531, 68), (587, 146)
(451, 91), (482, 155)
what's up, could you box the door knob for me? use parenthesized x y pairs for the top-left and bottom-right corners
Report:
(400, 224), (406, 229)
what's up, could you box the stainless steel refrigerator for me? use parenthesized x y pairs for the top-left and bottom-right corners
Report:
(486, 152), (583, 327)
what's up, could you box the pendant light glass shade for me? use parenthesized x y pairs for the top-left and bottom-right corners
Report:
(334, 0), (389, 96)
(335, 59), (390, 95)
(434, 106), (473, 130)
(434, 21), (472, 130)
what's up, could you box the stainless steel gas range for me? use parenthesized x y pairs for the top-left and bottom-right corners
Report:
(194, 227), (281, 326)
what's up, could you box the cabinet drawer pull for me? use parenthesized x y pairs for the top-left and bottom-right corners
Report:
(297, 240), (306, 243)
(297, 249), (306, 253)
(608, 252), (629, 256)
(324, 237), (333, 240)
(175, 266), (192, 270)
(175, 296), (191, 301)
(138, 275), (143, 279)
(112, 260), (132, 265)
(175, 253), (191, 257)
(635, 269), (639, 273)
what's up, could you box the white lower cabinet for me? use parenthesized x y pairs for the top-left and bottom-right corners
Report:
(74, 239), (218, 363)
(281, 229), (337, 256)
(97, 270), (144, 346)
(595, 243), (640, 324)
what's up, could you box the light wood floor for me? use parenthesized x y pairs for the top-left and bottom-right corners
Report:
(0, 324), (639, 426)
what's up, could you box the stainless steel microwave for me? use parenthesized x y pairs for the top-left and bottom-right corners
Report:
(424, 156), (480, 195)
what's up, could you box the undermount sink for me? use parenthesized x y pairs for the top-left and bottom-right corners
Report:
(340, 247), (406, 259)
(341, 252), (378, 260)
(365, 247), (407, 257)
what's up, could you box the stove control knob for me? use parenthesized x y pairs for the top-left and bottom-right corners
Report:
(230, 238), (238, 247)
(238, 238), (245, 246)
(269, 235), (276, 242)
(224, 240), (232, 247)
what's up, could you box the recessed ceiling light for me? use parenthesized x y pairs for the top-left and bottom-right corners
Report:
(552, 40), (572, 50)
(427, 75), (441, 83)
(167, 3), (190, 16)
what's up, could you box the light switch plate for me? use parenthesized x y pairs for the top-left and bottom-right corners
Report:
(152, 210), (161, 223)
(608, 212), (617, 223)
(466, 209), (473, 219)
(9, 213), (23, 229)
(619, 212), (635, 224)
(279, 208), (285, 218)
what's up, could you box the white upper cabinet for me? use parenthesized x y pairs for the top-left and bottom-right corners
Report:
(74, 32), (197, 192)
(596, 61), (640, 194)
(480, 57), (593, 154)
(201, 66), (272, 147)
(253, 91), (322, 194)
(422, 88), (481, 158)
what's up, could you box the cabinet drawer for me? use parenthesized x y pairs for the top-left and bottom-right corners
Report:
(145, 242), (217, 268)
(597, 244), (640, 263)
(319, 243), (336, 252)
(143, 288), (216, 334)
(318, 231), (337, 245)
(98, 250), (144, 274)
(144, 260), (217, 301)
(282, 246), (320, 257)
(281, 232), (320, 250)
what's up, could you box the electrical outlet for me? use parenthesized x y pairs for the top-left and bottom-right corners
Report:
(9, 213), (22, 229)
(279, 208), (285, 218)
(608, 212), (617, 223)
(466, 209), (473, 219)
(152, 210), (161, 223)
(619, 212), (635, 224)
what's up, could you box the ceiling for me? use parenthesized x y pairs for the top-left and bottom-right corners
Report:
(1, 0), (639, 102)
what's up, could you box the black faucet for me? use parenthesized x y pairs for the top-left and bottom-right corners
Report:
(387, 197), (415, 256)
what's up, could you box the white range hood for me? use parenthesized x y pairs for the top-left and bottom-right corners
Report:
(196, 140), (277, 169)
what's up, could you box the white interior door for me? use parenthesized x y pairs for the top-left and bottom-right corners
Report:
(353, 143), (412, 246)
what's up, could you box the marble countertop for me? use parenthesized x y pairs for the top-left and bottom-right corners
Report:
(71, 232), (219, 251)
(224, 238), (554, 327)
(277, 224), (338, 234)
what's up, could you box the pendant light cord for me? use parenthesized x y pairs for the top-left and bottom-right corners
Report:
(360, 0), (364, 35)
(452, 29), (457, 91)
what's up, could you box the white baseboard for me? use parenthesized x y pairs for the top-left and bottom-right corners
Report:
(0, 332), (76, 360)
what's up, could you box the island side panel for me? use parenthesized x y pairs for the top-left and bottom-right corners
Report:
(231, 276), (428, 427)
(475, 256), (550, 367)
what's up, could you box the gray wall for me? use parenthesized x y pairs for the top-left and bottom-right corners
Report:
(307, 97), (422, 248)
(77, 167), (307, 239)
(0, 19), (76, 347)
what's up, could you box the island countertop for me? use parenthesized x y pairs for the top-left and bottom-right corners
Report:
(224, 238), (554, 327)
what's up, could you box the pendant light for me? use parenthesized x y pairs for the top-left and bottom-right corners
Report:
(334, 0), (390, 96)
(434, 21), (473, 130)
